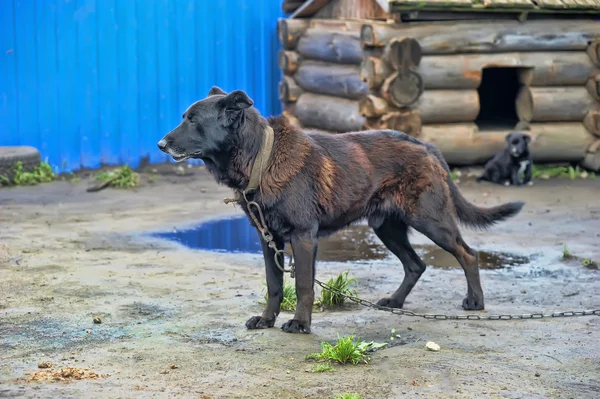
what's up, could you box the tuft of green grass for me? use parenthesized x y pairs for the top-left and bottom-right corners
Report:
(532, 164), (595, 181)
(562, 244), (574, 260)
(95, 165), (139, 189)
(582, 258), (599, 270)
(317, 270), (358, 308)
(0, 161), (55, 186)
(263, 279), (297, 312)
(306, 334), (371, 365)
(312, 362), (334, 373)
(335, 394), (362, 399)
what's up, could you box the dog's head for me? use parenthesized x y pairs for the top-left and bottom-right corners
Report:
(157, 86), (258, 162)
(505, 132), (531, 158)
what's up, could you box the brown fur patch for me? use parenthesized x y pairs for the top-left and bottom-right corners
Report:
(316, 156), (336, 210)
(261, 117), (311, 197)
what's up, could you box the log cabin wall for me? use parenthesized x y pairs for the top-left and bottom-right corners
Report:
(277, 0), (600, 171)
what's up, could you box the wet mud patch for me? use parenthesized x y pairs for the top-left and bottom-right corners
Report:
(152, 217), (531, 269)
(118, 302), (176, 322)
(0, 317), (133, 354)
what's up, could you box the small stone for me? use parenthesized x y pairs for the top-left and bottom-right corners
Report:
(535, 372), (541, 377)
(169, 364), (178, 369)
(521, 290), (527, 294)
(38, 361), (53, 369)
(159, 370), (169, 375)
(93, 316), (102, 324)
(425, 341), (440, 351)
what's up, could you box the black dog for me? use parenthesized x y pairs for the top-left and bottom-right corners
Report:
(158, 87), (524, 334)
(477, 132), (533, 186)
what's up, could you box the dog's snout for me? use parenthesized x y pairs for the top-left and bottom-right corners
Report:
(157, 139), (167, 151)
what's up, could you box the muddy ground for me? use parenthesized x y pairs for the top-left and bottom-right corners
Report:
(1, 165), (599, 399)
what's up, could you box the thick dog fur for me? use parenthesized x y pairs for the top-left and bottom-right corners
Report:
(477, 132), (533, 186)
(158, 87), (525, 334)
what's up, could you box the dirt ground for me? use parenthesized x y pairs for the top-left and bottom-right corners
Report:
(1, 165), (599, 399)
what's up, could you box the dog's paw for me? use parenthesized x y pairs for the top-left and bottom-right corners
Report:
(462, 296), (484, 311)
(504, 181), (511, 186)
(376, 297), (404, 309)
(527, 181), (534, 186)
(281, 319), (311, 334)
(245, 315), (275, 329)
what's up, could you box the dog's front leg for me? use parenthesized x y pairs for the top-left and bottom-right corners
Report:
(524, 161), (533, 185)
(281, 229), (318, 334)
(246, 234), (285, 330)
(510, 168), (522, 186)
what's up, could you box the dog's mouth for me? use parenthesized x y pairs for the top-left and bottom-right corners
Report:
(172, 155), (190, 162)
(171, 152), (202, 162)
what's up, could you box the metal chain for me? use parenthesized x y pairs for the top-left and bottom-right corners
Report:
(238, 193), (600, 321)
(313, 279), (600, 321)
(242, 191), (295, 277)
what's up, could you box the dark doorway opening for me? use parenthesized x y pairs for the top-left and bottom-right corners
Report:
(475, 67), (523, 130)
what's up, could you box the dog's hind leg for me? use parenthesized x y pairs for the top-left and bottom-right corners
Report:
(371, 218), (427, 309)
(411, 211), (484, 311)
(246, 234), (285, 329)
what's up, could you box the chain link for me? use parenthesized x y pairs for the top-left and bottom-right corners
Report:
(242, 191), (295, 277)
(238, 193), (600, 322)
(314, 279), (600, 321)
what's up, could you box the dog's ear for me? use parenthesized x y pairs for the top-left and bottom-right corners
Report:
(505, 132), (514, 143)
(217, 90), (254, 128)
(208, 86), (227, 96)
(523, 134), (531, 144)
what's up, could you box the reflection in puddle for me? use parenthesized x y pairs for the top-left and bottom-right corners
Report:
(152, 216), (529, 269)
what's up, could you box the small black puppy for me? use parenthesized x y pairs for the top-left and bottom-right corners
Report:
(477, 132), (533, 186)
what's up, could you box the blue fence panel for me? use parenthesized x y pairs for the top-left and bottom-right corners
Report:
(0, 0), (283, 173)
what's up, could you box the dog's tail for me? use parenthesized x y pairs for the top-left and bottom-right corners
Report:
(428, 144), (525, 229)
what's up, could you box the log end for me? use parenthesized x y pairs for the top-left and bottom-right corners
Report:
(584, 110), (600, 137)
(516, 86), (533, 123)
(580, 140), (600, 172)
(586, 41), (600, 68)
(277, 19), (289, 49)
(381, 71), (424, 107)
(360, 24), (376, 49)
(586, 75), (600, 100)
(279, 76), (303, 103)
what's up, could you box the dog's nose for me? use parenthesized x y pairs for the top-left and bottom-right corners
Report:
(157, 139), (167, 151)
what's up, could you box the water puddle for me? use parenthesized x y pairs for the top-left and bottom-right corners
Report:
(152, 216), (529, 269)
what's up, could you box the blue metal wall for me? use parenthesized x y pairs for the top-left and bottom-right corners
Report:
(0, 0), (283, 172)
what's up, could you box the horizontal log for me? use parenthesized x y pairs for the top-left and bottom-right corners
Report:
(358, 95), (393, 117)
(292, 93), (366, 133)
(294, 61), (368, 100)
(296, 27), (382, 65)
(584, 110), (600, 137)
(417, 52), (600, 90)
(278, 50), (302, 75)
(587, 40), (600, 68)
(360, 21), (600, 54)
(419, 123), (500, 165)
(381, 70), (424, 107)
(518, 52), (600, 87)
(383, 37), (422, 70)
(420, 122), (595, 165)
(586, 75), (600, 100)
(516, 87), (599, 123)
(277, 18), (309, 50)
(413, 90), (480, 124)
(360, 56), (391, 90)
(279, 76), (303, 103)
(581, 140), (600, 172)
